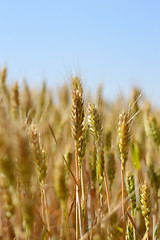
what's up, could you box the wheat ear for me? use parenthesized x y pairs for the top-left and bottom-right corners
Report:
(140, 182), (151, 240)
(118, 111), (131, 240)
(71, 76), (84, 239)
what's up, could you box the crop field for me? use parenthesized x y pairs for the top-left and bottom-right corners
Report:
(0, 67), (160, 240)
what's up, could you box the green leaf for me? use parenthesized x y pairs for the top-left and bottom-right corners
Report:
(131, 141), (141, 170)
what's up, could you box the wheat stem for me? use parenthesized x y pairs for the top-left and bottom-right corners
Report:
(104, 172), (110, 212)
(75, 140), (83, 239)
(121, 168), (126, 240)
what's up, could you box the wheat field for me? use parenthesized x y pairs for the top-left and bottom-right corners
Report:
(0, 67), (159, 240)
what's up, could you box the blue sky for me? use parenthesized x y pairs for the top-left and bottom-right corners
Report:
(0, 1), (160, 105)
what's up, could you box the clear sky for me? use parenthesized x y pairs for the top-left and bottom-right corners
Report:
(0, 1), (160, 105)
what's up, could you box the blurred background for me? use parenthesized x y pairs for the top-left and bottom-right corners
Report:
(0, 0), (160, 106)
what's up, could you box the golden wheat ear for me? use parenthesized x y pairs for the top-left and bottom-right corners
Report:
(64, 151), (73, 180)
(89, 145), (97, 190)
(118, 110), (132, 240)
(118, 111), (131, 171)
(29, 123), (48, 185)
(106, 152), (116, 191)
(71, 76), (85, 239)
(126, 173), (136, 214)
(129, 88), (142, 116)
(71, 76), (84, 141)
(140, 182), (151, 238)
(22, 80), (34, 123)
(28, 123), (50, 234)
(0, 67), (10, 105)
(11, 82), (20, 119)
(38, 81), (46, 120)
(126, 219), (133, 240)
(88, 103), (104, 195)
(144, 110), (160, 151)
(126, 172), (137, 240)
